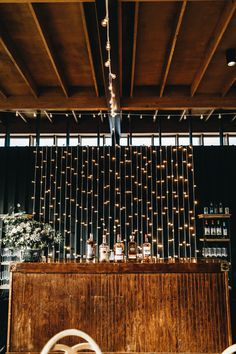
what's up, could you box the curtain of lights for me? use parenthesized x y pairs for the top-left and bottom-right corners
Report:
(32, 145), (197, 261)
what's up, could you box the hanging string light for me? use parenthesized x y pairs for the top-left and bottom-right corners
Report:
(101, 0), (117, 117)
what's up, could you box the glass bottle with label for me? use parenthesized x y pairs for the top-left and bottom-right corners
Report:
(219, 202), (223, 214)
(216, 220), (222, 237)
(210, 220), (216, 237)
(128, 235), (137, 262)
(204, 220), (210, 236)
(99, 235), (110, 262)
(209, 202), (214, 214)
(222, 222), (228, 238)
(142, 234), (151, 263)
(86, 233), (95, 262)
(114, 234), (124, 263)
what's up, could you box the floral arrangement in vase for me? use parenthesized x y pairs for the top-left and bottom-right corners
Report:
(2, 212), (62, 251)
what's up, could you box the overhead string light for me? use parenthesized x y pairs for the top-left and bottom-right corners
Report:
(102, 0), (117, 118)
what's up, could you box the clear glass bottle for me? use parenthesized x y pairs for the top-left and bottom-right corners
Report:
(114, 234), (124, 263)
(219, 202), (223, 214)
(204, 220), (210, 236)
(99, 235), (110, 262)
(216, 220), (222, 236)
(128, 235), (137, 262)
(210, 220), (216, 237)
(86, 233), (95, 262)
(222, 222), (228, 238)
(209, 202), (214, 214)
(142, 234), (151, 263)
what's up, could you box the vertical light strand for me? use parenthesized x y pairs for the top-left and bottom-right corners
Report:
(118, 146), (122, 243)
(91, 147), (94, 244)
(63, 148), (69, 258)
(181, 147), (187, 259)
(74, 147), (79, 258)
(154, 147), (159, 259)
(134, 148), (139, 246)
(86, 148), (89, 242)
(68, 147), (73, 258)
(185, 146), (191, 260)
(170, 146), (176, 259)
(80, 149), (85, 258)
(190, 146), (197, 259)
(96, 147), (99, 251)
(144, 147), (149, 238)
(159, 147), (164, 259)
(58, 148), (64, 259)
(174, 147), (181, 259)
(130, 145), (134, 238)
(140, 148), (143, 247)
(39, 147), (44, 221)
(42, 146), (48, 223)
(53, 148), (59, 260)
(150, 146), (154, 255)
(165, 147), (170, 260)
(102, 145), (105, 241)
(48, 147), (53, 225)
(32, 147), (38, 218)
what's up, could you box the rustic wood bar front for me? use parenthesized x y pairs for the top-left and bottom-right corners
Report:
(7, 263), (231, 354)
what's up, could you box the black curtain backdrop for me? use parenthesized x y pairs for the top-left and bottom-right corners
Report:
(0, 146), (236, 349)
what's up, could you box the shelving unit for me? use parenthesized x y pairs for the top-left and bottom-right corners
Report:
(198, 213), (231, 265)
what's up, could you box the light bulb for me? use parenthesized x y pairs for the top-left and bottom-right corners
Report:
(101, 18), (108, 27)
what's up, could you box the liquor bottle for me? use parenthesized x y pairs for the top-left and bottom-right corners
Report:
(209, 202), (214, 214)
(204, 220), (210, 236)
(219, 202), (223, 214)
(210, 220), (216, 237)
(216, 220), (222, 237)
(203, 206), (208, 214)
(222, 222), (228, 238)
(114, 234), (124, 263)
(142, 234), (151, 263)
(86, 233), (95, 262)
(128, 235), (137, 262)
(225, 206), (230, 214)
(214, 203), (218, 214)
(99, 235), (110, 262)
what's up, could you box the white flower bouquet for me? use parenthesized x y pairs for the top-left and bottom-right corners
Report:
(2, 212), (62, 250)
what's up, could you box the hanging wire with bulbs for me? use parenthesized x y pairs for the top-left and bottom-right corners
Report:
(101, 0), (117, 118)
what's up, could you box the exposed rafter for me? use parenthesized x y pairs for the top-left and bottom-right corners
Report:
(0, 27), (38, 98)
(28, 3), (69, 98)
(80, 3), (99, 97)
(221, 75), (236, 97)
(191, 1), (236, 97)
(205, 109), (214, 122)
(130, 3), (139, 97)
(160, 0), (187, 97)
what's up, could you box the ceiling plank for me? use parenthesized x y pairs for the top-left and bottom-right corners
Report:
(0, 88), (7, 99)
(130, 3), (139, 97)
(160, 0), (187, 97)
(0, 27), (38, 98)
(118, 1), (122, 97)
(221, 74), (236, 97)
(191, 1), (236, 97)
(28, 3), (69, 98)
(80, 3), (99, 97)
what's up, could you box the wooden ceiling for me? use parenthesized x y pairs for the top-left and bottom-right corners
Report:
(0, 0), (236, 113)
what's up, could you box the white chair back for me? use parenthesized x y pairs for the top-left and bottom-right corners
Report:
(222, 344), (236, 354)
(40, 329), (102, 354)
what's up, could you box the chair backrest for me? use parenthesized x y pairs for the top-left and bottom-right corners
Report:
(222, 344), (236, 354)
(40, 329), (102, 354)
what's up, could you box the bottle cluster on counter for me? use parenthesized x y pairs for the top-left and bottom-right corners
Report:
(85, 233), (152, 263)
(204, 220), (228, 238)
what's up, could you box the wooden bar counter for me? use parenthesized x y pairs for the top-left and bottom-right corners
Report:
(7, 263), (231, 354)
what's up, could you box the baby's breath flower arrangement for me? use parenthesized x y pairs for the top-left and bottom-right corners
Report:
(2, 212), (62, 250)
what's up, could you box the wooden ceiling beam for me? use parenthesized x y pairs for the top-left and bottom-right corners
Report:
(0, 88), (7, 99)
(29, 3), (69, 98)
(221, 74), (236, 97)
(80, 3), (99, 97)
(130, 3), (139, 97)
(0, 92), (236, 110)
(160, 0), (187, 97)
(191, 1), (236, 97)
(0, 27), (38, 98)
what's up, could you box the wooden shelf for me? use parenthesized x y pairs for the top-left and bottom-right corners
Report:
(198, 214), (231, 219)
(199, 238), (230, 242)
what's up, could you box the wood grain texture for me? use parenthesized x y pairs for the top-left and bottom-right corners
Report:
(7, 263), (231, 354)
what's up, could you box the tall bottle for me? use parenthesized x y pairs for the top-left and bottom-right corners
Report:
(222, 222), (228, 238)
(209, 202), (214, 214)
(216, 220), (222, 237)
(204, 220), (210, 236)
(86, 233), (95, 262)
(210, 220), (216, 237)
(114, 234), (124, 263)
(99, 235), (110, 262)
(142, 234), (151, 263)
(214, 203), (218, 214)
(128, 235), (137, 262)
(219, 202), (223, 214)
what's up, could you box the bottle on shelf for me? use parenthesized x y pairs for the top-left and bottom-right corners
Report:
(114, 234), (124, 263)
(209, 202), (214, 214)
(225, 207), (230, 214)
(203, 206), (208, 214)
(99, 235), (110, 262)
(214, 203), (218, 214)
(210, 220), (216, 237)
(128, 235), (137, 262)
(86, 233), (95, 262)
(204, 220), (210, 236)
(142, 234), (151, 263)
(216, 220), (222, 237)
(222, 222), (228, 238)
(219, 202), (224, 214)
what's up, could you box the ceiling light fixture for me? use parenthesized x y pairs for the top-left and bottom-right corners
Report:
(226, 48), (236, 67)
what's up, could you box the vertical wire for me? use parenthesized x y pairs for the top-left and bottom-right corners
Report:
(86, 148), (89, 242)
(154, 147), (158, 258)
(80, 149), (85, 258)
(48, 147), (53, 225)
(145, 147), (149, 238)
(32, 147), (38, 218)
(150, 146), (154, 255)
(58, 148), (64, 259)
(170, 146), (176, 259)
(69, 147), (73, 258)
(159, 147), (164, 259)
(130, 146), (134, 237)
(165, 147), (170, 260)
(175, 147), (181, 259)
(190, 146), (197, 259)
(181, 147), (187, 259)
(186, 146), (191, 260)
(135, 148), (139, 246)
(96, 147), (99, 251)
(42, 146), (48, 223)
(140, 148), (143, 246)
(39, 148), (44, 221)
(64, 148), (69, 257)
(118, 146), (122, 244)
(74, 147), (79, 258)
(53, 148), (59, 259)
